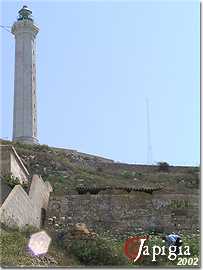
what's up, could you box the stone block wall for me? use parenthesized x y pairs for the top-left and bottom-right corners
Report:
(47, 191), (199, 238)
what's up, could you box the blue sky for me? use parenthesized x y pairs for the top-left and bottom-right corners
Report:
(1, 1), (200, 165)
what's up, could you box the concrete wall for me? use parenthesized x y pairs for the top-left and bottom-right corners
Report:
(0, 175), (52, 229)
(0, 145), (29, 184)
(0, 185), (39, 228)
(0, 178), (12, 206)
(1, 146), (11, 176)
(29, 175), (53, 220)
(10, 152), (28, 184)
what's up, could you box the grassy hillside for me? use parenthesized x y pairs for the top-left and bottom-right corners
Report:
(0, 225), (78, 267)
(0, 139), (200, 267)
(1, 139), (199, 196)
(0, 225), (200, 267)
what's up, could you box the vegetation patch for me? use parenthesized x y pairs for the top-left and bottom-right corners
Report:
(0, 226), (78, 267)
(157, 162), (170, 172)
(68, 236), (128, 266)
(3, 174), (28, 189)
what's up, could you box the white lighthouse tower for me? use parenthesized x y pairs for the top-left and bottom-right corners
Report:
(12, 6), (39, 144)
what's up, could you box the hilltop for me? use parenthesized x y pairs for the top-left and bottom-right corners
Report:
(0, 139), (199, 196)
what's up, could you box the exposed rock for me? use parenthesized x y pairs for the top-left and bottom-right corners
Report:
(69, 223), (98, 239)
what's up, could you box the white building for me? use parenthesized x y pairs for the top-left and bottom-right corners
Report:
(12, 6), (39, 144)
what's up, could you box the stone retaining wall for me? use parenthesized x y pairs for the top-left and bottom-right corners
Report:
(47, 191), (199, 238)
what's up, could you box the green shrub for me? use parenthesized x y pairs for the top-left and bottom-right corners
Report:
(121, 171), (143, 179)
(58, 176), (65, 183)
(121, 170), (133, 178)
(3, 174), (29, 189)
(157, 162), (170, 172)
(182, 234), (200, 257)
(69, 236), (128, 266)
(13, 141), (33, 150)
(3, 174), (20, 187)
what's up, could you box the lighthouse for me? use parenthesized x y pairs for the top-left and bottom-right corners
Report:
(12, 6), (39, 144)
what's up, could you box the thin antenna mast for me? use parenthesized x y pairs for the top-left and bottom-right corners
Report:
(0, 25), (11, 33)
(146, 98), (153, 164)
